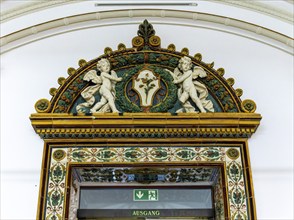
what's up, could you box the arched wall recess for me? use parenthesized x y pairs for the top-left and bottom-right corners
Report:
(30, 20), (261, 220)
(1, 9), (293, 54)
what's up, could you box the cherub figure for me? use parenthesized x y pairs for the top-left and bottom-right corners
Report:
(166, 56), (214, 113)
(76, 59), (122, 113)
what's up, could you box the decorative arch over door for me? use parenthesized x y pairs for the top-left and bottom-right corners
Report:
(31, 20), (261, 220)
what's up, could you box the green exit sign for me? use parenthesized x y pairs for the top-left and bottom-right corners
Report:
(133, 189), (158, 201)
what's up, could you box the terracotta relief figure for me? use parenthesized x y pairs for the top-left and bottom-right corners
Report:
(76, 59), (122, 113)
(166, 56), (214, 113)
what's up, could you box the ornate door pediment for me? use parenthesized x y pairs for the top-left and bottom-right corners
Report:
(31, 20), (261, 220)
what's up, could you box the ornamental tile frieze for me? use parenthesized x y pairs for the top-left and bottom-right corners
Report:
(46, 145), (247, 220)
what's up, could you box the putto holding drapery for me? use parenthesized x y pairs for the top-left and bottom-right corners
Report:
(76, 59), (122, 113)
(166, 56), (214, 113)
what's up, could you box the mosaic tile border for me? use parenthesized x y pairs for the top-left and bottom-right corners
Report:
(43, 145), (249, 220)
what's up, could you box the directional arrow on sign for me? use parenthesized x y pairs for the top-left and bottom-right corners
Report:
(134, 189), (158, 201)
(136, 191), (144, 199)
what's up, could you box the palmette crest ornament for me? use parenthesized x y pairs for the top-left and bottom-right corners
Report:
(132, 69), (161, 109)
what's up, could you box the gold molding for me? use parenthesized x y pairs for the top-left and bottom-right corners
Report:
(30, 112), (261, 135)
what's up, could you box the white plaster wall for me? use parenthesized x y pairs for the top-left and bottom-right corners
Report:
(0, 4), (293, 220)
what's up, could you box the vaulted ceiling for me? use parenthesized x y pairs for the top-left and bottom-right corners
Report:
(1, 0), (293, 54)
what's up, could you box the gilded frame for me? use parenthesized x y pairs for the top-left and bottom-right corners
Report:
(36, 139), (256, 219)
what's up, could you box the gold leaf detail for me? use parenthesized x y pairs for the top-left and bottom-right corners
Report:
(235, 88), (243, 97)
(53, 150), (66, 161)
(149, 35), (161, 47)
(58, 77), (66, 85)
(132, 36), (144, 47)
(181, 48), (189, 55)
(104, 47), (112, 55)
(194, 53), (202, 61)
(226, 148), (240, 160)
(241, 99), (256, 113)
(78, 59), (87, 67)
(35, 99), (50, 113)
(117, 43), (126, 51)
(167, 44), (176, 51)
(49, 88), (57, 96)
(67, 67), (76, 75)
(217, 68), (225, 76)
(227, 78), (235, 86)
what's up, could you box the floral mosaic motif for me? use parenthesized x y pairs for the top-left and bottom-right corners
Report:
(137, 72), (158, 103)
(45, 146), (248, 220)
(50, 163), (66, 184)
(227, 161), (247, 219)
(124, 148), (144, 161)
(109, 53), (145, 69)
(202, 148), (222, 161)
(149, 147), (169, 161)
(46, 162), (66, 219)
(96, 148), (118, 161)
(203, 75), (238, 112)
(69, 148), (119, 162)
(175, 148), (196, 160)
(116, 64), (177, 113)
(70, 147), (227, 163)
(228, 162), (242, 183)
(54, 75), (86, 113)
(70, 148), (92, 162)
(148, 53), (179, 68)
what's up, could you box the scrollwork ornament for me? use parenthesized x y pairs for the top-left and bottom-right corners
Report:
(226, 148), (240, 160)
(149, 35), (161, 47)
(241, 99), (256, 113)
(35, 99), (50, 113)
(132, 36), (144, 47)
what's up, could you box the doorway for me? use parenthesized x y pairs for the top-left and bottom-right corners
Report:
(67, 165), (224, 219)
